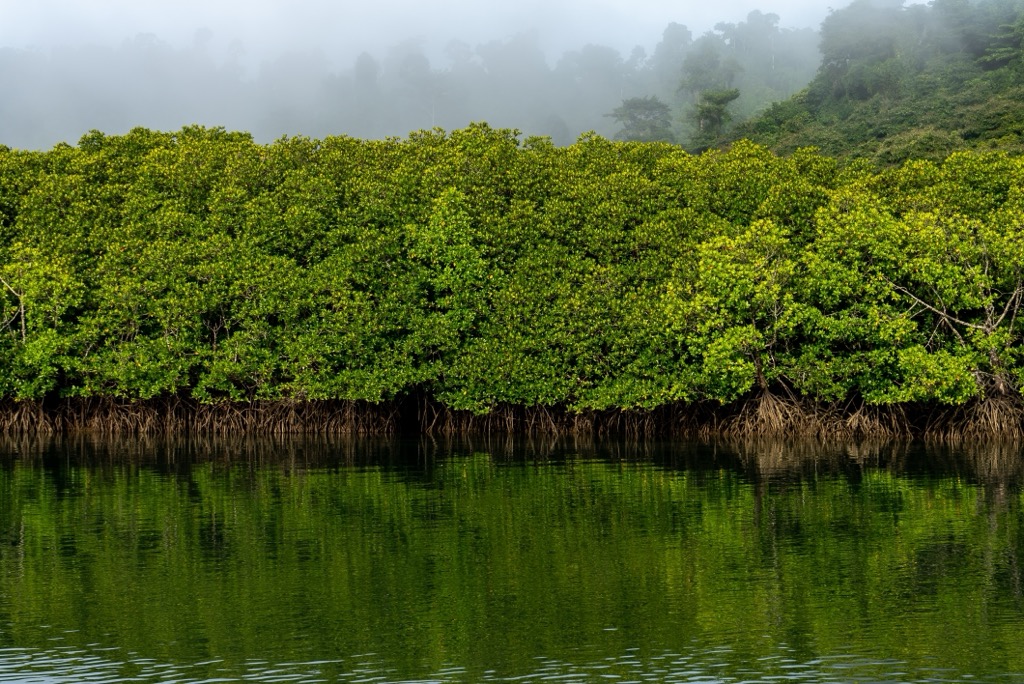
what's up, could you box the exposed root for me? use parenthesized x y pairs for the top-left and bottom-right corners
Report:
(924, 394), (1024, 443)
(0, 393), (1022, 439)
(0, 400), (54, 434)
(0, 398), (397, 436)
(714, 393), (918, 441)
(725, 392), (812, 437)
(417, 401), (663, 438)
(841, 402), (912, 440)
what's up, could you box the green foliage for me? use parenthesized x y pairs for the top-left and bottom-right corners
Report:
(606, 96), (675, 143)
(2, 125), (1024, 413)
(735, 0), (1024, 163)
(686, 89), (741, 151)
(680, 38), (741, 96)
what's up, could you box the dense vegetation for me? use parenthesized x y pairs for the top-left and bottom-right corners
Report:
(736, 0), (1024, 163)
(2, 125), (1024, 434)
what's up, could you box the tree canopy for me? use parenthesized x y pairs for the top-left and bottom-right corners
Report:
(2, 125), (1024, 432)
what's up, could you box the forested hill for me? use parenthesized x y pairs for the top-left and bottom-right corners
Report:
(733, 0), (1024, 164)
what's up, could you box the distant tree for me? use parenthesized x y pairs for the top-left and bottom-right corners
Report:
(475, 34), (555, 130)
(818, 0), (906, 69)
(650, 23), (693, 92)
(979, 11), (1024, 69)
(687, 88), (740, 150)
(607, 96), (675, 142)
(679, 37), (741, 99)
(538, 115), (572, 146)
(354, 52), (380, 90)
(555, 44), (633, 134)
(389, 46), (449, 128)
(715, 11), (781, 57)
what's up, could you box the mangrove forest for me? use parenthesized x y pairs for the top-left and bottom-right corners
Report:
(2, 124), (1024, 436)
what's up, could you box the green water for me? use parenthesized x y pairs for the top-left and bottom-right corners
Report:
(0, 437), (1022, 683)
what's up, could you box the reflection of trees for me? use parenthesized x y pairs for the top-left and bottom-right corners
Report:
(958, 440), (1024, 485)
(715, 437), (1024, 502)
(0, 433), (405, 471)
(2, 433), (1024, 675)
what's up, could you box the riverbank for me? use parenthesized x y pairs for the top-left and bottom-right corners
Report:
(4, 393), (1023, 440)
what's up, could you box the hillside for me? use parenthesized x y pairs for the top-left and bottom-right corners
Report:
(732, 0), (1024, 163)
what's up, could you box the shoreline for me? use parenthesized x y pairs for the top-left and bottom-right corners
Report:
(3, 394), (1023, 440)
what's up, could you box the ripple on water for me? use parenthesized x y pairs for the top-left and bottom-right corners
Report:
(0, 645), (1003, 683)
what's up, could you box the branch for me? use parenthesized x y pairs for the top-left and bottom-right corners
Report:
(0, 274), (25, 342)
(884, 278), (986, 332)
(1009, 281), (1023, 337)
(0, 311), (19, 333)
(0, 275), (20, 299)
(941, 315), (966, 345)
(992, 284), (1024, 332)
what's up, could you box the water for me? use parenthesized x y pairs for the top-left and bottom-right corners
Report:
(0, 436), (1022, 683)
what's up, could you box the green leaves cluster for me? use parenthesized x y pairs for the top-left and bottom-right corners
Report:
(2, 125), (1024, 412)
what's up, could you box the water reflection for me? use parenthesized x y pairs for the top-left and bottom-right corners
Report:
(0, 435), (1022, 682)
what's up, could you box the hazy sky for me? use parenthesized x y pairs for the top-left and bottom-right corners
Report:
(1, 0), (830, 68)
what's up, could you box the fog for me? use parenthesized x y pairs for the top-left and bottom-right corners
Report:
(0, 0), (833, 149)
(1, 0), (829, 65)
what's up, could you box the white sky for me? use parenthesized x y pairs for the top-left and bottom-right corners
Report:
(0, 0), (831, 67)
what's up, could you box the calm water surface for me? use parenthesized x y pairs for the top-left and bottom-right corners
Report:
(0, 436), (1022, 683)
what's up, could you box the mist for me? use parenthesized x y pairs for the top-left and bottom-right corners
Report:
(0, 0), (832, 149)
